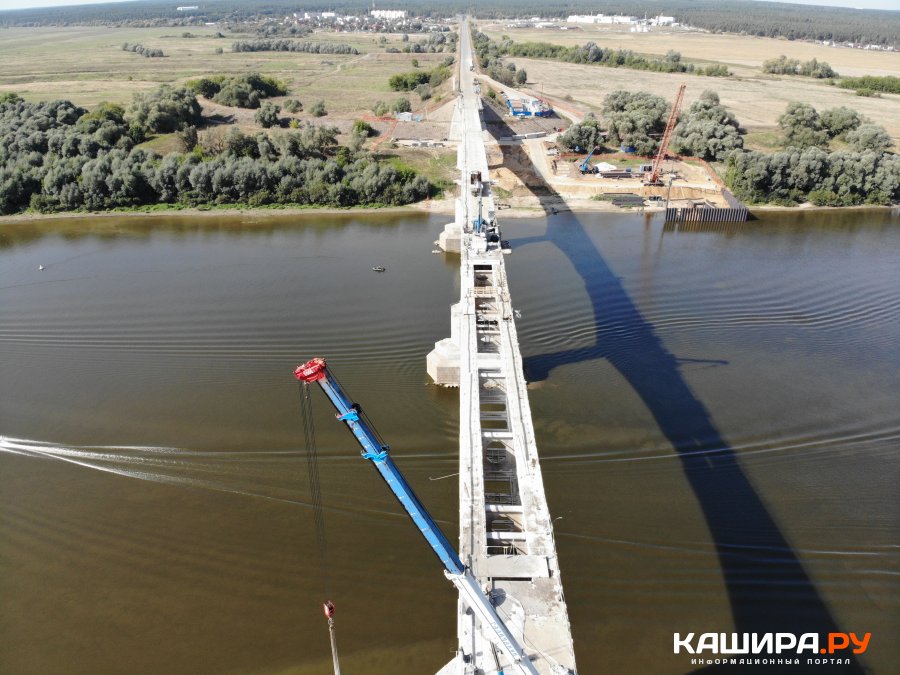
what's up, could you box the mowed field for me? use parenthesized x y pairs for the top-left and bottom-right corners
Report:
(479, 23), (900, 147)
(0, 26), (450, 116)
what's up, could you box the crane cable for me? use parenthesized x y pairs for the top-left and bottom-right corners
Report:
(297, 381), (341, 675)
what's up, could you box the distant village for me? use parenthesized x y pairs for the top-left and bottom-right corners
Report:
(272, 8), (453, 34)
(174, 6), (895, 52)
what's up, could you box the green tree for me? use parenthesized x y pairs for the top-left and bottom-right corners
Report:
(671, 90), (743, 161)
(602, 90), (668, 155)
(255, 101), (280, 128)
(820, 106), (861, 138)
(778, 102), (828, 148)
(352, 120), (375, 137)
(126, 85), (201, 134)
(558, 114), (604, 152)
(845, 124), (892, 152)
(177, 125), (198, 152)
(391, 98), (412, 114)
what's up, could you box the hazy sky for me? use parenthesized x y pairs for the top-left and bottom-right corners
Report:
(0, 0), (897, 12)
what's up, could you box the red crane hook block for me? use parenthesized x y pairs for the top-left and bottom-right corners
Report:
(295, 358), (327, 383)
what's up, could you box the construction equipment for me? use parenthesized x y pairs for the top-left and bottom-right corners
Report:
(645, 83), (686, 185)
(578, 147), (600, 175)
(297, 374), (342, 675)
(294, 357), (539, 675)
(323, 602), (341, 675)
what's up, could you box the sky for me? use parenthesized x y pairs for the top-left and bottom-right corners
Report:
(0, 0), (897, 12)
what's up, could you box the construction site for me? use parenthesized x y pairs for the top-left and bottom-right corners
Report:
(375, 53), (750, 223)
(470, 82), (747, 221)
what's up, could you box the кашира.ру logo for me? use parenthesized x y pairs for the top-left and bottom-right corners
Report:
(674, 632), (870, 667)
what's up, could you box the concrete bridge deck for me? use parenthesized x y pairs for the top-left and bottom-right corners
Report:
(428, 19), (577, 675)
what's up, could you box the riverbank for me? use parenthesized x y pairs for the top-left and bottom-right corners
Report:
(1, 196), (895, 226)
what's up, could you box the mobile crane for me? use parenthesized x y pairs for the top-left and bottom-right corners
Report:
(578, 147), (600, 175)
(294, 357), (539, 675)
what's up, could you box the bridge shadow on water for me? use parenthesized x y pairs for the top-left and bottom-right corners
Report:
(521, 219), (863, 674)
(484, 108), (864, 673)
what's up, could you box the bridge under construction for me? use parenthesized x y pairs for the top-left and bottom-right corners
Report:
(427, 18), (577, 675)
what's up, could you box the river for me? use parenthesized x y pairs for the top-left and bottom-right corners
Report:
(1, 210), (897, 674)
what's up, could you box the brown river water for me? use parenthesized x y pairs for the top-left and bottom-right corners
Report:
(1, 210), (898, 674)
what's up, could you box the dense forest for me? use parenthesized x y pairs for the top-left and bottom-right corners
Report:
(0, 90), (432, 215)
(1, 0), (898, 49)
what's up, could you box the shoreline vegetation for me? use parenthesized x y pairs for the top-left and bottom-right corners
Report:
(0, 86), (434, 217)
(1, 197), (894, 228)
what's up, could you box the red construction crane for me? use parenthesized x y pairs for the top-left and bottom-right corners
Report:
(646, 83), (686, 185)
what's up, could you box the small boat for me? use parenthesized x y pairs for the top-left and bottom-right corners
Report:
(38, 265), (44, 271)
(372, 266), (386, 273)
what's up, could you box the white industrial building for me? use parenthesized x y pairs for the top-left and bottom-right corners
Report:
(567, 14), (637, 25)
(371, 9), (407, 19)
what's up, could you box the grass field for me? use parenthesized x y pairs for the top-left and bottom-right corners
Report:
(479, 23), (900, 78)
(0, 26), (451, 116)
(515, 57), (900, 142)
(479, 21), (900, 147)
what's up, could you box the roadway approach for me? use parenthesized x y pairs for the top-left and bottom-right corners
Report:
(427, 19), (578, 675)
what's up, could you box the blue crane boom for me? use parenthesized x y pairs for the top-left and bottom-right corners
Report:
(579, 146), (599, 175)
(294, 357), (539, 675)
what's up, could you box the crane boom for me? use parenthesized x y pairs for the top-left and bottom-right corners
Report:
(579, 146), (599, 174)
(647, 83), (686, 185)
(294, 357), (539, 675)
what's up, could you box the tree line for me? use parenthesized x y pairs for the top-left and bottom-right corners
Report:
(121, 42), (164, 58)
(0, 90), (432, 215)
(724, 100), (897, 205)
(473, 31), (731, 79)
(472, 31), (527, 87)
(726, 147), (899, 206)
(762, 55), (837, 78)
(501, 39), (731, 77)
(837, 76), (900, 96)
(231, 40), (359, 55)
